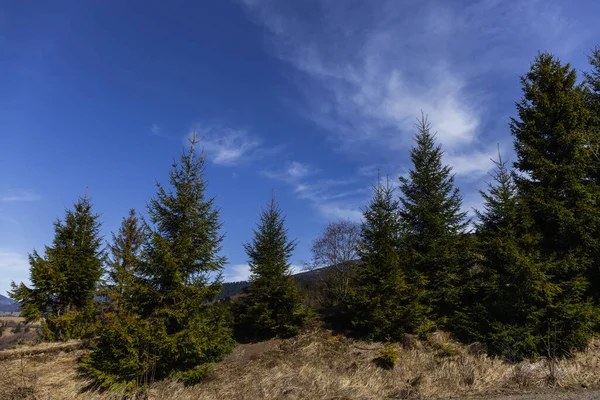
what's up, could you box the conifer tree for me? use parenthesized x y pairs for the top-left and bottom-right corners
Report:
(398, 114), (470, 330)
(10, 196), (103, 341)
(348, 176), (415, 339)
(584, 47), (600, 300)
(469, 150), (545, 358)
(234, 196), (309, 340)
(141, 132), (235, 383)
(80, 209), (154, 392)
(510, 52), (599, 356)
(83, 132), (235, 389)
(103, 209), (145, 309)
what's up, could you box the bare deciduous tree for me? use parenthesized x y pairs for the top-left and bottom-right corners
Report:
(305, 220), (360, 305)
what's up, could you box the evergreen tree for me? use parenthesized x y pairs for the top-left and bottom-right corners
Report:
(141, 132), (235, 383)
(103, 209), (146, 309)
(584, 46), (600, 301)
(469, 150), (546, 358)
(80, 209), (154, 392)
(10, 196), (103, 341)
(398, 114), (470, 330)
(510, 52), (599, 356)
(234, 196), (309, 340)
(348, 176), (415, 340)
(82, 132), (235, 390)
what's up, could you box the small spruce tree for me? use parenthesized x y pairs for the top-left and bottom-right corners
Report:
(234, 196), (309, 340)
(80, 209), (154, 392)
(10, 196), (103, 341)
(348, 175), (415, 340)
(468, 149), (546, 358)
(398, 114), (470, 331)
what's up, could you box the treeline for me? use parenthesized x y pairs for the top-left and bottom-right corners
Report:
(9, 48), (600, 393)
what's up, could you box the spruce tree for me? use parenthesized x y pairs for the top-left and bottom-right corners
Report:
(83, 133), (235, 389)
(80, 209), (154, 392)
(10, 196), (103, 341)
(398, 114), (470, 330)
(510, 52), (599, 356)
(584, 47), (600, 301)
(141, 132), (235, 383)
(234, 196), (309, 340)
(348, 176), (415, 340)
(103, 209), (145, 309)
(469, 150), (545, 358)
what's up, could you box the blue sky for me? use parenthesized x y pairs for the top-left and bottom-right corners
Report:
(1, 0), (599, 296)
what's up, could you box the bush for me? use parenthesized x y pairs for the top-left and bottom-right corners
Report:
(375, 342), (399, 370)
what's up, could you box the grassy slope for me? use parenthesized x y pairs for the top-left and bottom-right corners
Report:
(2, 323), (600, 400)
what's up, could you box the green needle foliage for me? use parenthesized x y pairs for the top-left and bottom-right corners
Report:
(398, 114), (470, 332)
(348, 176), (414, 340)
(508, 52), (599, 357)
(234, 196), (310, 341)
(469, 150), (546, 359)
(10, 196), (103, 341)
(81, 133), (235, 391)
(80, 209), (153, 393)
(584, 47), (600, 299)
(139, 132), (235, 384)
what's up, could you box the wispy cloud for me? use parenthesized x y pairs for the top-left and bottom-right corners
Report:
(1, 190), (41, 202)
(223, 263), (252, 282)
(238, 0), (588, 164)
(195, 126), (279, 166)
(223, 262), (302, 283)
(151, 123), (162, 135)
(445, 149), (497, 180)
(264, 162), (366, 222)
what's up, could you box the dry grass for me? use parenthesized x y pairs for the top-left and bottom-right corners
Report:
(0, 317), (25, 323)
(0, 317), (40, 351)
(1, 327), (600, 399)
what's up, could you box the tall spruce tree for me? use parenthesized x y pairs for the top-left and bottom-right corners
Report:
(83, 132), (235, 389)
(10, 196), (103, 341)
(398, 114), (470, 330)
(510, 52), (599, 356)
(234, 196), (309, 340)
(348, 176), (416, 339)
(584, 46), (600, 301)
(141, 132), (235, 383)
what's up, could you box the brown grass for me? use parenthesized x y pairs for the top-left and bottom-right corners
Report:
(0, 317), (40, 351)
(1, 327), (600, 399)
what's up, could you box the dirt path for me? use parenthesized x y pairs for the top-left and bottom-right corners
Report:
(454, 389), (600, 400)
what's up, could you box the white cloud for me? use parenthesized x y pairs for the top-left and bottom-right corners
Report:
(264, 161), (316, 181)
(195, 126), (279, 166)
(445, 149), (497, 180)
(264, 162), (366, 222)
(316, 203), (363, 222)
(223, 263), (251, 282)
(1, 190), (40, 202)
(0, 249), (29, 297)
(151, 123), (161, 135)
(286, 161), (314, 178)
(223, 263), (303, 282)
(238, 0), (588, 164)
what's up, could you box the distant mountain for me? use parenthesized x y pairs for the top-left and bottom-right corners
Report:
(217, 261), (363, 300)
(0, 294), (19, 312)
